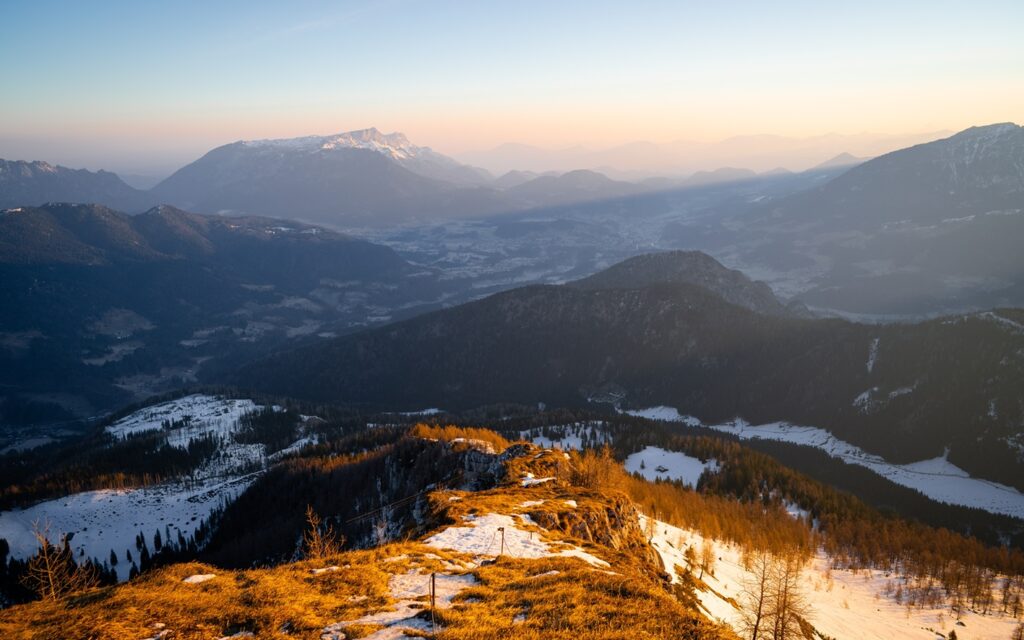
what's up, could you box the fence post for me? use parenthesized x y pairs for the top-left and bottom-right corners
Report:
(498, 527), (505, 557)
(430, 572), (436, 631)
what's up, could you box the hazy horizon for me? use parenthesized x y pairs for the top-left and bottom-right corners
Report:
(0, 125), (958, 179)
(2, 0), (1022, 176)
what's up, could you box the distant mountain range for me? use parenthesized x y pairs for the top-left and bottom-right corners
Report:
(234, 250), (1024, 492)
(724, 123), (1024, 315)
(502, 169), (645, 207)
(812, 152), (867, 170)
(1, 127), (885, 229)
(3, 128), (705, 227)
(2, 122), (1022, 318)
(0, 202), (463, 425)
(456, 130), (948, 177)
(0, 160), (152, 212)
(768, 123), (1024, 227)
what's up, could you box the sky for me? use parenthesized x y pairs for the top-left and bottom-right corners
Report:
(1, 0), (1022, 176)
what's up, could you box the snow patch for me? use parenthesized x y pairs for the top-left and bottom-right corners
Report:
(183, 573), (216, 584)
(624, 446), (718, 487)
(852, 387), (878, 410)
(623, 406), (702, 425)
(424, 513), (609, 567)
(321, 569), (475, 639)
(520, 473), (555, 487)
(866, 337), (880, 373)
(979, 311), (1024, 334)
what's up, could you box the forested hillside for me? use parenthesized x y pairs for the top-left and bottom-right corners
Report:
(236, 273), (1024, 489)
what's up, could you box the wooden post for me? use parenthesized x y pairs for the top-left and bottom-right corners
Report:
(498, 527), (505, 557)
(430, 572), (436, 631)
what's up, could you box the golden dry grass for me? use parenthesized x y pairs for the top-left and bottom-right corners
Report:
(409, 424), (513, 453)
(437, 555), (733, 639)
(0, 543), (735, 639)
(0, 544), (469, 640)
(0, 439), (741, 639)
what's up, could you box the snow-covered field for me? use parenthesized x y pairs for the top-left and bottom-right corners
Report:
(0, 394), (312, 580)
(107, 395), (260, 442)
(521, 421), (610, 450)
(642, 515), (1022, 640)
(628, 407), (1024, 520)
(624, 446), (718, 487)
(0, 474), (256, 580)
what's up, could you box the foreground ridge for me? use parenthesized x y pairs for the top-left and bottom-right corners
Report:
(0, 438), (733, 639)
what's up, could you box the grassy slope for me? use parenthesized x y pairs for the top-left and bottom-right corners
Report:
(0, 443), (734, 640)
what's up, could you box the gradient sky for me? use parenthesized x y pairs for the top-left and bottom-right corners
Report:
(1, 0), (1022, 174)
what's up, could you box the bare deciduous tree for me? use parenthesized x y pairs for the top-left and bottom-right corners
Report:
(739, 548), (811, 640)
(699, 540), (716, 580)
(644, 515), (657, 543)
(21, 519), (98, 601)
(303, 506), (343, 560)
(770, 552), (810, 640)
(740, 548), (775, 640)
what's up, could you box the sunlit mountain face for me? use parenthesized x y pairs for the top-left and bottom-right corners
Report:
(2, 2), (1024, 638)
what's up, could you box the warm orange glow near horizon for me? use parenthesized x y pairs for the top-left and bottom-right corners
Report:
(2, 1), (1022, 174)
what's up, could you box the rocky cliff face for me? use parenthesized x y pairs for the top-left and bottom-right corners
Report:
(526, 493), (659, 566)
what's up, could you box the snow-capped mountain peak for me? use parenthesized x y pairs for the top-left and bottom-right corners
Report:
(233, 127), (491, 186)
(241, 127), (426, 161)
